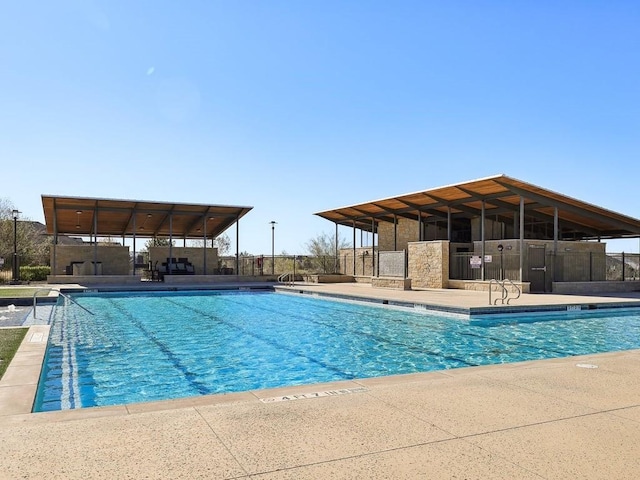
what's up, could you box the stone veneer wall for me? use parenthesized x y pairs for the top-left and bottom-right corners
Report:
(407, 240), (449, 289)
(149, 247), (218, 275)
(378, 218), (418, 251)
(51, 245), (131, 275)
(371, 277), (412, 290)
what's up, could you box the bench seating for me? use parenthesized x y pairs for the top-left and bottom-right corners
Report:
(156, 258), (195, 281)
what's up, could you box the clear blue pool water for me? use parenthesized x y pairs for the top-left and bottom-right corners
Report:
(34, 290), (640, 412)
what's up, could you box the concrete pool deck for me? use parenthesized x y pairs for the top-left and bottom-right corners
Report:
(275, 282), (640, 314)
(1, 284), (640, 478)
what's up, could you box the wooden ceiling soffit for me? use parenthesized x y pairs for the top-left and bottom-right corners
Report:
(153, 206), (175, 237)
(184, 214), (208, 236)
(391, 199), (450, 220)
(348, 206), (379, 218)
(493, 179), (640, 234)
(418, 192), (451, 209)
(454, 185), (517, 205)
(418, 191), (486, 214)
(41, 195), (252, 238)
(314, 175), (639, 237)
(488, 197), (601, 237)
(121, 203), (140, 234)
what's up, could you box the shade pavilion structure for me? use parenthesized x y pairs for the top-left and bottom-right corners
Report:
(42, 195), (253, 276)
(315, 174), (640, 281)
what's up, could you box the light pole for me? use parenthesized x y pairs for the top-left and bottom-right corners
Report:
(270, 221), (277, 275)
(12, 209), (20, 282)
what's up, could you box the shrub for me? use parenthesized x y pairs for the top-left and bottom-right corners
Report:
(19, 265), (51, 282)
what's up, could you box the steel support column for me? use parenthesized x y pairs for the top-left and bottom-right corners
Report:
(519, 197), (525, 282)
(169, 214), (173, 275)
(393, 214), (397, 251)
(52, 200), (57, 277)
(132, 213), (136, 276)
(481, 200), (485, 281)
(553, 207), (558, 254)
(203, 216), (207, 275)
(334, 222), (338, 273)
(93, 209), (98, 275)
(371, 217), (376, 277)
(352, 221), (356, 275)
(236, 216), (240, 275)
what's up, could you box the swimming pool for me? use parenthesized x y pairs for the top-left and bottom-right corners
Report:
(34, 290), (640, 412)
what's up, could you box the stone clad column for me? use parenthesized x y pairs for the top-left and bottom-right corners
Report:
(408, 240), (450, 289)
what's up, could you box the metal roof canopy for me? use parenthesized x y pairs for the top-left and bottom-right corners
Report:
(42, 195), (253, 239)
(314, 174), (640, 240)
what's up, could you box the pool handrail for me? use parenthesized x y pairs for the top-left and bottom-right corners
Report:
(278, 272), (295, 286)
(32, 288), (95, 319)
(503, 278), (521, 304)
(489, 279), (506, 305)
(489, 279), (521, 305)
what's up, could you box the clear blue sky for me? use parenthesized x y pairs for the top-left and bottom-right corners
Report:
(2, 1), (639, 254)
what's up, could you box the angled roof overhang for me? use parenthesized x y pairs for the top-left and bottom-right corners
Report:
(314, 174), (640, 240)
(41, 195), (253, 239)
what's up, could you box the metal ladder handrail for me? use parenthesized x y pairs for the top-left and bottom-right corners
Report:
(488, 279), (507, 305)
(488, 279), (521, 305)
(33, 288), (95, 319)
(503, 278), (521, 304)
(277, 272), (295, 286)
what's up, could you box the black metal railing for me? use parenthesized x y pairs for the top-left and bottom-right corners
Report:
(449, 251), (640, 282)
(217, 255), (341, 277)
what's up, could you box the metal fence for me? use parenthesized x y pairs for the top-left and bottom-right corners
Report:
(449, 252), (640, 282)
(2, 251), (637, 284)
(0, 255), (342, 283)
(377, 251), (406, 278)
(218, 255), (341, 276)
(603, 252), (638, 281)
(450, 253), (521, 281)
(339, 250), (374, 276)
(0, 268), (11, 284)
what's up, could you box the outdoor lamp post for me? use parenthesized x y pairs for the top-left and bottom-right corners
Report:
(270, 221), (277, 275)
(12, 209), (20, 282)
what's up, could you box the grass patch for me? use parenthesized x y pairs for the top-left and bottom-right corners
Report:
(0, 288), (50, 298)
(0, 328), (28, 379)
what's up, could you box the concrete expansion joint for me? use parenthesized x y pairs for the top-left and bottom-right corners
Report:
(459, 408), (628, 441)
(193, 406), (251, 478)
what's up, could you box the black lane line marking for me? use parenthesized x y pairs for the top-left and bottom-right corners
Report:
(108, 299), (213, 396)
(163, 297), (359, 379)
(196, 294), (477, 369)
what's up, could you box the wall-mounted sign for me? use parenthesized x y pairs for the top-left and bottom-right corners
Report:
(470, 256), (482, 268)
(484, 255), (492, 263)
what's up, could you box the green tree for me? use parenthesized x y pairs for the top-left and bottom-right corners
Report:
(143, 237), (175, 250)
(305, 232), (350, 256)
(187, 233), (231, 256)
(303, 232), (351, 273)
(213, 233), (231, 256)
(0, 199), (51, 270)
